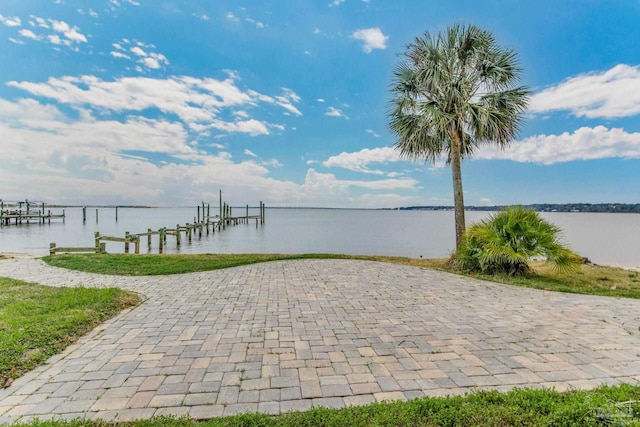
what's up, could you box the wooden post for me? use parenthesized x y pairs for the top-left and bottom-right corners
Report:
(176, 224), (181, 246)
(246, 204), (249, 224)
(147, 228), (152, 249)
(82, 206), (86, 223)
(187, 224), (192, 242)
(115, 206), (118, 222)
(219, 189), (222, 220)
(260, 201), (264, 224)
(134, 236), (140, 254)
(95, 232), (100, 251)
(96, 208), (99, 224)
(99, 242), (106, 254)
(124, 232), (130, 254)
(159, 228), (164, 254)
(41, 202), (45, 224)
(63, 209), (65, 223)
(197, 205), (200, 223)
(49, 243), (56, 256)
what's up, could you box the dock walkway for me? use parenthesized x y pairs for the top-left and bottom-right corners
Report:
(1, 257), (640, 423)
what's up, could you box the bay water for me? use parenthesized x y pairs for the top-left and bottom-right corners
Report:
(0, 207), (638, 269)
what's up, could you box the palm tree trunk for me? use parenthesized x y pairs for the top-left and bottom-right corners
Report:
(450, 131), (466, 251)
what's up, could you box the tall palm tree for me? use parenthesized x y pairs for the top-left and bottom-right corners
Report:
(388, 24), (529, 250)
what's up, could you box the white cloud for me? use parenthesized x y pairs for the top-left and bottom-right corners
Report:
(244, 149), (257, 157)
(0, 97), (304, 206)
(31, 16), (49, 29)
(141, 54), (169, 69)
(530, 64), (640, 119)
(0, 97), (413, 207)
(17, 17), (87, 49)
(366, 129), (380, 137)
(226, 12), (240, 22)
(0, 14), (21, 27)
(261, 159), (283, 168)
(323, 146), (403, 174)
(47, 34), (62, 44)
(352, 27), (388, 53)
(246, 17), (265, 28)
(108, 0), (139, 9)
(49, 19), (87, 43)
(130, 46), (145, 56)
(476, 126), (640, 164)
(111, 39), (169, 70)
(480, 198), (493, 206)
(7, 73), (301, 137)
(329, 0), (346, 6)
(110, 51), (130, 59)
(326, 106), (348, 119)
(317, 98), (325, 103)
(303, 169), (417, 192)
(19, 29), (39, 40)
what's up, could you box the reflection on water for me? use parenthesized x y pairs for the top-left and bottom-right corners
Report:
(0, 207), (638, 268)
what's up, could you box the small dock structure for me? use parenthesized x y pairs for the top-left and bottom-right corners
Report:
(1, 199), (65, 226)
(49, 191), (266, 255)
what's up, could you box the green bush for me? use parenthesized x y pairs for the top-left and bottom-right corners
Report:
(454, 206), (581, 275)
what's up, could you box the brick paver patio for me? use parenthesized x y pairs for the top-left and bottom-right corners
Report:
(0, 257), (639, 423)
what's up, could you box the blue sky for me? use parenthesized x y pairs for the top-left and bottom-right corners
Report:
(0, 0), (639, 208)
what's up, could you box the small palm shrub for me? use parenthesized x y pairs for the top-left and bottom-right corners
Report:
(454, 206), (582, 275)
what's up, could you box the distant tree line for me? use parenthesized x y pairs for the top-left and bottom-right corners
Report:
(395, 203), (640, 213)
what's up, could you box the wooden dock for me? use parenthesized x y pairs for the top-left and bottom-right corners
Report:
(1, 200), (65, 225)
(49, 191), (266, 255)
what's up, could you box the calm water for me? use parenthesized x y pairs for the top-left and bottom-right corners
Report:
(1, 207), (638, 269)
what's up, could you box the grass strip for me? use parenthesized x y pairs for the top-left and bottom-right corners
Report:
(41, 253), (385, 276)
(43, 254), (640, 299)
(0, 277), (140, 383)
(11, 385), (640, 426)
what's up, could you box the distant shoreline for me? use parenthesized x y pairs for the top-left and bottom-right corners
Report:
(3, 203), (639, 214)
(391, 203), (640, 214)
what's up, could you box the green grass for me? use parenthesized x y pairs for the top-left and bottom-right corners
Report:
(43, 253), (640, 299)
(42, 253), (389, 276)
(465, 261), (640, 299)
(0, 277), (140, 384)
(11, 385), (640, 426)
